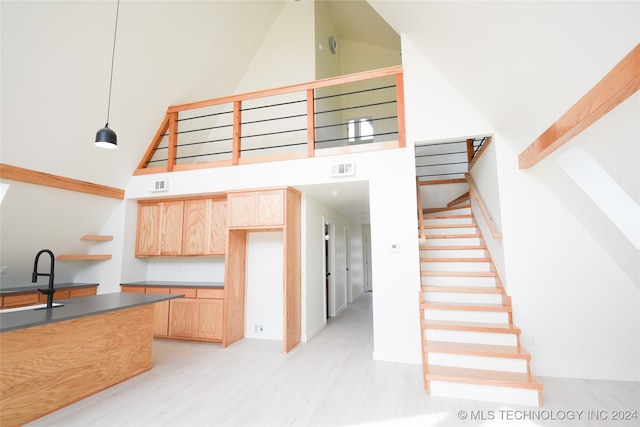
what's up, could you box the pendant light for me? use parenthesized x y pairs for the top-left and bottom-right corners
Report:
(95, 0), (121, 149)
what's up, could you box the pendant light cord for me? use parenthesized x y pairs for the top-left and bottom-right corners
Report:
(105, 0), (120, 125)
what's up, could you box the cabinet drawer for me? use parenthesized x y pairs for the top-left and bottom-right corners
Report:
(197, 288), (223, 299)
(3, 292), (39, 308)
(121, 286), (145, 293)
(69, 286), (97, 298)
(145, 287), (171, 295)
(171, 288), (196, 298)
(39, 289), (70, 303)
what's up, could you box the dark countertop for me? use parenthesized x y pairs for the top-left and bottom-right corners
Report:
(121, 281), (224, 289)
(0, 282), (99, 295)
(0, 292), (183, 333)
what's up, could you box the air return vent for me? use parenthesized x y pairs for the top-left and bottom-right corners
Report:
(150, 179), (168, 192)
(330, 161), (355, 177)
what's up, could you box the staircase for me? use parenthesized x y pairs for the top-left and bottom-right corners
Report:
(418, 202), (543, 406)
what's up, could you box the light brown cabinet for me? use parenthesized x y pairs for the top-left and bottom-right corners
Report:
(224, 186), (301, 353)
(121, 285), (223, 343)
(182, 198), (227, 256)
(0, 285), (98, 309)
(227, 189), (284, 228)
(145, 287), (170, 336)
(136, 197), (225, 257)
(136, 200), (184, 256)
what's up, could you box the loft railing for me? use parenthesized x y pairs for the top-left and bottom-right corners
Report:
(414, 136), (491, 181)
(134, 66), (405, 175)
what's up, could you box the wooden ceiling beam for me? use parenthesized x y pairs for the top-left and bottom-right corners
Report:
(518, 43), (640, 169)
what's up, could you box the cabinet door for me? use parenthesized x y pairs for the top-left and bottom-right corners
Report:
(182, 199), (209, 255)
(195, 299), (223, 340)
(69, 286), (97, 298)
(159, 201), (184, 256)
(136, 203), (160, 256)
(227, 193), (254, 227)
(255, 190), (284, 226)
(168, 298), (197, 337)
(209, 199), (227, 254)
(3, 292), (39, 308)
(146, 287), (170, 337)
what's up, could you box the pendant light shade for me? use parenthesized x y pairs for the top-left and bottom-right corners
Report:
(95, 0), (120, 149)
(95, 124), (117, 149)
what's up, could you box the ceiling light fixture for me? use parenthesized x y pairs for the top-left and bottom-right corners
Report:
(95, 0), (121, 149)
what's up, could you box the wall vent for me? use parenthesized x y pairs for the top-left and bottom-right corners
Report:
(150, 179), (168, 192)
(330, 161), (355, 177)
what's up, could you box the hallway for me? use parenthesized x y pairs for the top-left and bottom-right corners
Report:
(29, 292), (638, 426)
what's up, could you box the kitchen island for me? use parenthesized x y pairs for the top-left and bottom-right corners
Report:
(0, 292), (183, 427)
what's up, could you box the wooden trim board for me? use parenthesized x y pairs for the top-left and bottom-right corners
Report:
(0, 163), (124, 200)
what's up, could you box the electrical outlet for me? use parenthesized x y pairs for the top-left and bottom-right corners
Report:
(254, 325), (263, 334)
(0, 266), (7, 274)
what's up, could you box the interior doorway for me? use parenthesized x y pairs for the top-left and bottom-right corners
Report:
(363, 230), (372, 292)
(323, 218), (335, 320)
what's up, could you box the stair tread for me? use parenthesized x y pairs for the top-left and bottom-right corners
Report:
(426, 365), (543, 390)
(422, 319), (521, 334)
(425, 340), (531, 359)
(421, 301), (511, 312)
(422, 286), (502, 294)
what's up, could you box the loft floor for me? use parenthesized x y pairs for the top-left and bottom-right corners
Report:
(28, 292), (638, 426)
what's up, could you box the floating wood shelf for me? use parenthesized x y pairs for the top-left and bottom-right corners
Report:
(80, 235), (113, 241)
(56, 254), (112, 261)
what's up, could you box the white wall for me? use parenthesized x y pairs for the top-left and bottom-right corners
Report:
(0, 181), (126, 294)
(498, 137), (639, 380)
(469, 140), (506, 283)
(245, 232), (284, 341)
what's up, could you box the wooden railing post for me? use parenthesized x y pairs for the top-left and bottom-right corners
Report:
(167, 112), (178, 172)
(306, 89), (315, 158)
(395, 72), (406, 148)
(416, 178), (426, 241)
(466, 138), (474, 165)
(232, 101), (242, 165)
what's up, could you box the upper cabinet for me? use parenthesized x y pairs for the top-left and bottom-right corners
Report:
(136, 200), (183, 256)
(182, 198), (227, 256)
(227, 189), (284, 228)
(136, 196), (225, 257)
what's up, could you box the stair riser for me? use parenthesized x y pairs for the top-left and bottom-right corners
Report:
(423, 218), (473, 226)
(424, 310), (510, 324)
(421, 262), (491, 272)
(421, 249), (486, 258)
(423, 292), (502, 305)
(423, 237), (482, 246)
(423, 228), (477, 236)
(426, 329), (518, 346)
(429, 381), (541, 406)
(422, 276), (497, 287)
(428, 354), (529, 373)
(430, 207), (471, 215)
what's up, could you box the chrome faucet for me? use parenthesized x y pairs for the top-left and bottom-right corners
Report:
(32, 249), (55, 308)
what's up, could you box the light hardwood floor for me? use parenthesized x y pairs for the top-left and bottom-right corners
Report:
(28, 292), (638, 426)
